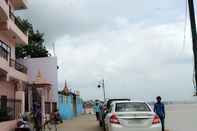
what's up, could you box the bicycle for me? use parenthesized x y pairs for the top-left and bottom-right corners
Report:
(42, 118), (58, 131)
(42, 111), (63, 131)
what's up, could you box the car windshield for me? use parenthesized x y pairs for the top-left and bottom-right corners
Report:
(115, 102), (151, 112)
(107, 99), (130, 109)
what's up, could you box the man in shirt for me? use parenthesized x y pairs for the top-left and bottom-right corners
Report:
(154, 96), (165, 131)
(94, 102), (100, 121)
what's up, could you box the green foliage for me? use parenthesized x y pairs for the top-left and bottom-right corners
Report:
(15, 16), (32, 34)
(16, 17), (50, 58)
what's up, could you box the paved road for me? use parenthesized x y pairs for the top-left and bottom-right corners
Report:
(165, 104), (197, 131)
(56, 104), (197, 131)
(58, 114), (101, 131)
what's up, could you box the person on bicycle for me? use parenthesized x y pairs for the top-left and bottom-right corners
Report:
(51, 109), (63, 124)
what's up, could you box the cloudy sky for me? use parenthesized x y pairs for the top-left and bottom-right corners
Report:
(18, 0), (197, 101)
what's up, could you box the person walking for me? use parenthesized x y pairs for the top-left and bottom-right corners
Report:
(154, 96), (165, 131)
(94, 102), (100, 121)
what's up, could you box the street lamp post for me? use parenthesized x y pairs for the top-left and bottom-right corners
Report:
(98, 79), (106, 102)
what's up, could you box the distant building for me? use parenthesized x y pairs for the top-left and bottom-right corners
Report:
(0, 0), (29, 130)
(22, 57), (58, 102)
(58, 93), (84, 120)
(83, 101), (95, 114)
(58, 82), (84, 120)
(22, 57), (58, 123)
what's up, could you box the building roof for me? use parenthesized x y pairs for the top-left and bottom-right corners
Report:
(32, 70), (51, 87)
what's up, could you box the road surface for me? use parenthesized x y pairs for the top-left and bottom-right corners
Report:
(58, 114), (101, 131)
(56, 104), (197, 131)
(165, 104), (197, 131)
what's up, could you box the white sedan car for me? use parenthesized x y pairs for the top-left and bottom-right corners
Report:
(104, 101), (162, 131)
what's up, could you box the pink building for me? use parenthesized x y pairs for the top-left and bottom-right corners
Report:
(0, 0), (28, 130)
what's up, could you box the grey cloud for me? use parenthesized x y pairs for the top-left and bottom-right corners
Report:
(55, 21), (194, 100)
(17, 0), (195, 101)
(18, 0), (185, 43)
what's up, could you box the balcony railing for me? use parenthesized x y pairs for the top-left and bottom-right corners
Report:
(0, 46), (9, 61)
(0, 97), (22, 122)
(0, 40), (10, 61)
(9, 58), (27, 74)
(9, 12), (28, 35)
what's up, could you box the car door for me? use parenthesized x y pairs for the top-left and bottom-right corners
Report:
(104, 103), (114, 131)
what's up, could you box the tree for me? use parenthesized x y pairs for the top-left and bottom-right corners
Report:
(16, 17), (50, 58)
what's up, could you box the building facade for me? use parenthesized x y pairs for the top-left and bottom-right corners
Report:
(58, 83), (84, 120)
(22, 57), (59, 122)
(58, 94), (84, 120)
(22, 57), (58, 103)
(0, 0), (29, 130)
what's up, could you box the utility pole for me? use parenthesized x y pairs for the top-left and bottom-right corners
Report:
(52, 42), (56, 56)
(97, 79), (106, 101)
(188, 0), (197, 95)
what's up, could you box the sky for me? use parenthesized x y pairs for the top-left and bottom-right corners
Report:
(18, 0), (197, 101)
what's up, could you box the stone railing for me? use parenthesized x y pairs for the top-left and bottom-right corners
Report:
(9, 58), (27, 74)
